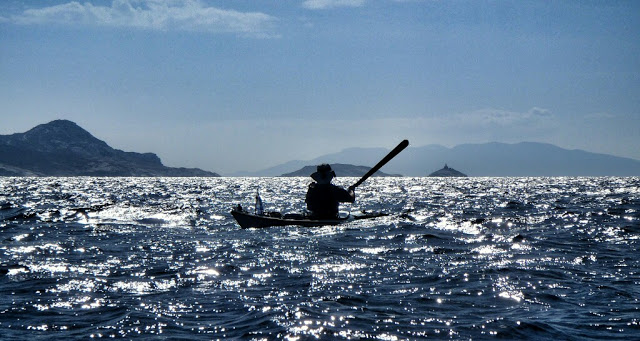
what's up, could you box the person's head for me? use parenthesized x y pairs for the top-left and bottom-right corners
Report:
(310, 163), (336, 184)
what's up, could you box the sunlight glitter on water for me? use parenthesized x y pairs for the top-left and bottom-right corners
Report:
(310, 263), (366, 274)
(1, 177), (639, 339)
(435, 216), (482, 235)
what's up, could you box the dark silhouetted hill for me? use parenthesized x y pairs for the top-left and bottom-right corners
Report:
(0, 120), (219, 177)
(281, 163), (401, 177)
(428, 164), (467, 177)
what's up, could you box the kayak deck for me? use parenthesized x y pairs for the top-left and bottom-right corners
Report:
(231, 207), (387, 229)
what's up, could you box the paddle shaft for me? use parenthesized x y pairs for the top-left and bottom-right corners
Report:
(351, 139), (409, 188)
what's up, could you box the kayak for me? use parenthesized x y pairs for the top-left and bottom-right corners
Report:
(230, 206), (387, 229)
(230, 139), (407, 229)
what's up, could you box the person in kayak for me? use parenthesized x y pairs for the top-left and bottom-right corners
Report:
(305, 164), (355, 219)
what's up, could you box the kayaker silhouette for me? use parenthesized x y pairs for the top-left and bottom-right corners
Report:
(230, 140), (408, 228)
(305, 164), (355, 219)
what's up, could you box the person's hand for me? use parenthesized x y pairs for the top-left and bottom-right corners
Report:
(348, 185), (355, 193)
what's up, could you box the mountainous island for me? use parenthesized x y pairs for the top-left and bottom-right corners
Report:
(0, 120), (219, 177)
(239, 143), (640, 177)
(281, 164), (401, 177)
(4, 120), (640, 177)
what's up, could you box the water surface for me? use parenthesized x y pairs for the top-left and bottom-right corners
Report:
(1, 177), (638, 339)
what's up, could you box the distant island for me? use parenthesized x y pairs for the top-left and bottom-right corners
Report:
(281, 163), (402, 177)
(0, 120), (219, 177)
(428, 164), (467, 177)
(238, 142), (640, 177)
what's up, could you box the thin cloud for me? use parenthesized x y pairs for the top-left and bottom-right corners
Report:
(459, 107), (554, 126)
(584, 112), (616, 120)
(302, 0), (366, 10)
(6, 0), (278, 37)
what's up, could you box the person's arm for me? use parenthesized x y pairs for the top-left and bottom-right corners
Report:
(346, 185), (356, 203)
(305, 183), (315, 205)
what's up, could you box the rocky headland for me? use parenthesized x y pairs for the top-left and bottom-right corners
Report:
(0, 120), (219, 177)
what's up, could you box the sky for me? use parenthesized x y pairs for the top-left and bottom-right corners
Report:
(1, 0), (639, 175)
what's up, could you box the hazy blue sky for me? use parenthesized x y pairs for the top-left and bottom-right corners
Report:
(1, 0), (639, 174)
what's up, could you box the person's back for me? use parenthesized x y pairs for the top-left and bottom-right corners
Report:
(305, 164), (355, 219)
(306, 182), (354, 219)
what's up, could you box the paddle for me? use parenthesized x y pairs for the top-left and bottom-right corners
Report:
(351, 139), (409, 189)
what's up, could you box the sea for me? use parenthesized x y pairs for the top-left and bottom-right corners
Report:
(0, 176), (638, 340)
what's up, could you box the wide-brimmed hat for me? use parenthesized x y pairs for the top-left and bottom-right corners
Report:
(310, 163), (336, 184)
